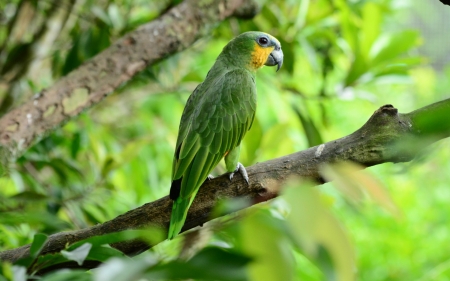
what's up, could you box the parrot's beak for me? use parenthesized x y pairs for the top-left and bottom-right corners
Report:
(265, 47), (283, 72)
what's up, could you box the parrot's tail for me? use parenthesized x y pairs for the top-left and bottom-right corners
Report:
(168, 196), (191, 240)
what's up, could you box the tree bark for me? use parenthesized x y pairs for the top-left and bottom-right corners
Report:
(1, 98), (449, 271)
(0, 0), (259, 162)
(0, 0), (79, 114)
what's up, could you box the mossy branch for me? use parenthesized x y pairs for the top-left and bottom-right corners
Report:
(1, 98), (449, 272)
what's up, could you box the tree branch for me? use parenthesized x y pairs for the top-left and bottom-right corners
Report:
(0, 0), (78, 114)
(0, 0), (259, 161)
(1, 98), (449, 270)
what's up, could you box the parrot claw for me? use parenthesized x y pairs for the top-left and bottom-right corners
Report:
(228, 162), (249, 186)
(203, 174), (214, 184)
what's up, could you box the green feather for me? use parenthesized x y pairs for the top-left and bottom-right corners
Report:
(223, 114), (233, 131)
(168, 196), (191, 239)
(183, 147), (210, 196)
(179, 133), (199, 159)
(211, 130), (223, 154)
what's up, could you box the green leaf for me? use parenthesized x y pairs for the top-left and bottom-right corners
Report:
(94, 254), (157, 281)
(61, 243), (92, 266)
(299, 37), (320, 72)
(305, 0), (334, 24)
(337, 0), (358, 53)
(369, 30), (420, 67)
(293, 105), (323, 147)
(70, 132), (82, 159)
(40, 270), (92, 281)
(319, 164), (364, 204)
(30, 233), (48, 259)
(33, 253), (69, 272)
(82, 205), (105, 224)
(9, 191), (48, 202)
(0, 43), (31, 76)
(0, 212), (69, 231)
(372, 56), (423, 77)
(189, 247), (252, 275)
(146, 247), (251, 281)
(42, 157), (84, 183)
(240, 210), (295, 281)
(0, 261), (12, 281)
(67, 228), (165, 251)
(100, 156), (117, 178)
(320, 162), (400, 216)
(91, 6), (111, 26)
(212, 197), (252, 218)
(62, 36), (81, 75)
(360, 2), (382, 59)
(282, 179), (355, 281)
(84, 25), (111, 59)
(344, 51), (368, 86)
(86, 246), (125, 262)
(33, 234), (128, 271)
(108, 4), (124, 31)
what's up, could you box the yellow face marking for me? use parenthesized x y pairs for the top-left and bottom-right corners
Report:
(249, 44), (275, 70)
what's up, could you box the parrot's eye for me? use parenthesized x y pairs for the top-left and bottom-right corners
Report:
(258, 37), (269, 46)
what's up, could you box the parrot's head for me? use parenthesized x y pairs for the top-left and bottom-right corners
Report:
(221, 31), (283, 72)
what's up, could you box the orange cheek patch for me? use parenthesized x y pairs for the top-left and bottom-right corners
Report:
(249, 45), (274, 70)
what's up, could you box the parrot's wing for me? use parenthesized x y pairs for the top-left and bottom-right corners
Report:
(171, 83), (204, 179)
(172, 68), (256, 199)
(175, 83), (202, 150)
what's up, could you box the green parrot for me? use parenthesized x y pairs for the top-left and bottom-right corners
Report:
(168, 31), (283, 239)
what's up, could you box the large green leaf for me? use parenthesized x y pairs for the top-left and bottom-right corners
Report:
(41, 270), (92, 281)
(293, 105), (323, 147)
(240, 210), (295, 281)
(320, 162), (400, 216)
(9, 191), (48, 202)
(30, 233), (49, 259)
(344, 50), (368, 86)
(92, 247), (250, 281)
(369, 30), (420, 67)
(360, 2), (382, 60)
(282, 180), (355, 281)
(0, 212), (69, 230)
(14, 233), (48, 268)
(61, 243), (92, 266)
(67, 229), (165, 250)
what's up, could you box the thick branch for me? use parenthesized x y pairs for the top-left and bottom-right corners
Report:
(0, 0), (258, 161)
(1, 98), (449, 269)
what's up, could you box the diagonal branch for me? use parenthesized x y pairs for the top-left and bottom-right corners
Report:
(1, 98), (449, 270)
(0, 0), (259, 162)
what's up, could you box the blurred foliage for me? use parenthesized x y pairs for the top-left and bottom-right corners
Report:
(1, 0), (450, 280)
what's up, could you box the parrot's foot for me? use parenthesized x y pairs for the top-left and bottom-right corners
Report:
(203, 174), (214, 184)
(229, 162), (249, 185)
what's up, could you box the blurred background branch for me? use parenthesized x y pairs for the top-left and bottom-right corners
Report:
(0, 0), (258, 163)
(0, 0), (79, 113)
